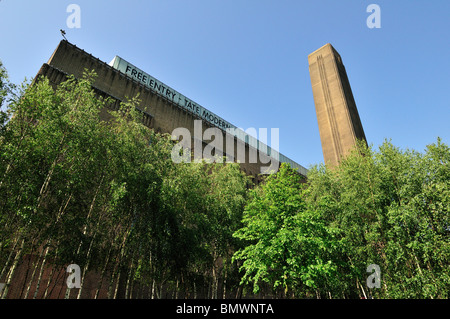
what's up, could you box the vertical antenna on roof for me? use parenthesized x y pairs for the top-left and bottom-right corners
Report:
(60, 29), (67, 41)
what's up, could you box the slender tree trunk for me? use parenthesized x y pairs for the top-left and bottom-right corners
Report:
(109, 231), (129, 299)
(150, 279), (155, 299)
(64, 283), (72, 299)
(23, 243), (45, 299)
(125, 261), (133, 299)
(124, 247), (138, 299)
(55, 267), (67, 298)
(0, 233), (20, 280)
(193, 281), (197, 299)
(211, 266), (215, 299)
(107, 269), (116, 299)
(76, 234), (97, 299)
(128, 276), (135, 299)
(19, 241), (39, 298)
(42, 253), (59, 299)
(107, 237), (123, 299)
(112, 236), (128, 299)
(113, 269), (121, 299)
(75, 177), (104, 257)
(33, 246), (50, 299)
(94, 245), (112, 299)
(37, 147), (66, 210)
(357, 279), (367, 299)
(222, 268), (227, 299)
(235, 285), (241, 299)
(1, 238), (25, 299)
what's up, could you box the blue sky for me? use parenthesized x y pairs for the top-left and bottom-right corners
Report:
(1, 0), (449, 168)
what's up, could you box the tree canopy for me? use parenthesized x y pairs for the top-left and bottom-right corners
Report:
(0, 61), (448, 299)
(234, 140), (449, 298)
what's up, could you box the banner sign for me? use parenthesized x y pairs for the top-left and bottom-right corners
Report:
(110, 56), (234, 131)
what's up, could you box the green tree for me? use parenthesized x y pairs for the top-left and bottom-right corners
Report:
(233, 163), (339, 297)
(306, 139), (450, 298)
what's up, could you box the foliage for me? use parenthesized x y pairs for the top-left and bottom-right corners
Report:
(0, 67), (249, 299)
(233, 139), (449, 298)
(233, 163), (339, 297)
(304, 139), (449, 298)
(0, 60), (448, 299)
